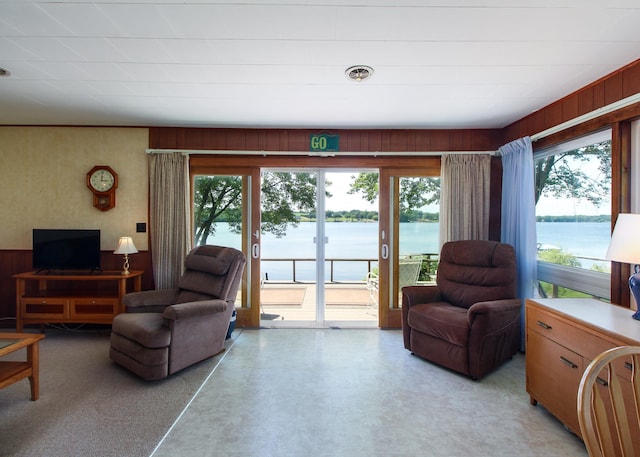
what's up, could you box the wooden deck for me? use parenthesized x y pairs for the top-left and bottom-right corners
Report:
(260, 282), (378, 325)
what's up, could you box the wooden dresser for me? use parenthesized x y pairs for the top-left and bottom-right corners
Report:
(526, 298), (640, 437)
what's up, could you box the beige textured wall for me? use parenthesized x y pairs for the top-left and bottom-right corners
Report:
(0, 127), (149, 251)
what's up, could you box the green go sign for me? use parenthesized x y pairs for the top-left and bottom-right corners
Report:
(310, 134), (339, 152)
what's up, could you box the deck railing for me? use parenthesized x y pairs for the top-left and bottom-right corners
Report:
(262, 254), (439, 283)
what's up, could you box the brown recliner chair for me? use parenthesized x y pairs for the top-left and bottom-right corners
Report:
(402, 240), (521, 380)
(110, 245), (246, 380)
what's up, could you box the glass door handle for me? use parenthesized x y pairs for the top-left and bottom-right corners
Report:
(251, 243), (260, 259)
(381, 244), (389, 260)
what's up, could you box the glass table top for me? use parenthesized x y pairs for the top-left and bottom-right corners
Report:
(0, 338), (20, 350)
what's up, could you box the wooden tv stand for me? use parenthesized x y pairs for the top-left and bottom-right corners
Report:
(13, 270), (143, 332)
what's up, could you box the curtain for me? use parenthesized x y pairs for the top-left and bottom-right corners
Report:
(499, 137), (537, 350)
(439, 154), (491, 245)
(149, 152), (192, 289)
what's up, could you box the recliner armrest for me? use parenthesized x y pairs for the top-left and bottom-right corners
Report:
(162, 299), (228, 321)
(401, 285), (442, 308)
(123, 289), (178, 312)
(467, 299), (522, 328)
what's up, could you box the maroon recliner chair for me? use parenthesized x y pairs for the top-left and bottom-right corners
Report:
(110, 245), (245, 380)
(402, 240), (521, 379)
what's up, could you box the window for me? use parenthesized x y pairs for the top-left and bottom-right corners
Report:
(534, 130), (612, 299)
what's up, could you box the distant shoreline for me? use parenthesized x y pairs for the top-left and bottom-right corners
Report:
(535, 215), (610, 222)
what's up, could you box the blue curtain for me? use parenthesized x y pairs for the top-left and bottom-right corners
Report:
(499, 137), (537, 350)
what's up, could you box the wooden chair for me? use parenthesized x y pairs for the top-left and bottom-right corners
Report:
(577, 346), (640, 457)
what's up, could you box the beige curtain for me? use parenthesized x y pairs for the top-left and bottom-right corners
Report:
(439, 154), (491, 246)
(149, 152), (192, 289)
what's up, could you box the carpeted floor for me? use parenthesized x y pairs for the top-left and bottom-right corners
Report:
(0, 327), (233, 457)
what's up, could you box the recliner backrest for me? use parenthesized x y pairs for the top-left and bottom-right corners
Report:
(436, 240), (516, 308)
(175, 245), (246, 304)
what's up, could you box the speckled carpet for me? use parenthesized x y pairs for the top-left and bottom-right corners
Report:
(0, 327), (232, 457)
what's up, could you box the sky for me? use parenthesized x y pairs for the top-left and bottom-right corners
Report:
(325, 171), (377, 212)
(536, 195), (610, 217)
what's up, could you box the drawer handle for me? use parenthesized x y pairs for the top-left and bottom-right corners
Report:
(596, 376), (609, 387)
(625, 362), (633, 371)
(560, 356), (578, 369)
(536, 320), (552, 330)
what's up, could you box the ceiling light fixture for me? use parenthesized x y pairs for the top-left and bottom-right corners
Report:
(345, 65), (373, 82)
(0, 67), (10, 77)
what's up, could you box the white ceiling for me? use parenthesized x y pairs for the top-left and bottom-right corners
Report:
(0, 0), (639, 129)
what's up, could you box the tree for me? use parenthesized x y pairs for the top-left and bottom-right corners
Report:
(194, 175), (242, 246)
(535, 141), (611, 208)
(348, 173), (440, 214)
(261, 171), (319, 238)
(193, 172), (319, 245)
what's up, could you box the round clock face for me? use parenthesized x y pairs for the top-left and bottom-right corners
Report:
(89, 168), (115, 192)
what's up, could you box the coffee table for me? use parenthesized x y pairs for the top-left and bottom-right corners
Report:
(0, 333), (45, 400)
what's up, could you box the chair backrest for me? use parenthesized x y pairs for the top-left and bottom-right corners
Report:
(174, 245), (246, 304)
(578, 346), (640, 457)
(436, 240), (516, 308)
(398, 258), (422, 289)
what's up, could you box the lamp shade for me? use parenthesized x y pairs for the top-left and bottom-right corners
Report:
(605, 213), (640, 265)
(606, 213), (640, 320)
(114, 236), (138, 255)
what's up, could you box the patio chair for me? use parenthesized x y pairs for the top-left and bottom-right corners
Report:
(366, 271), (379, 307)
(398, 257), (422, 289)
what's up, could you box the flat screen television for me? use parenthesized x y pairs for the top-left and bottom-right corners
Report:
(32, 229), (101, 272)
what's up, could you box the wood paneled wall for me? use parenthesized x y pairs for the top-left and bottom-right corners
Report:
(149, 128), (504, 152)
(504, 58), (640, 147)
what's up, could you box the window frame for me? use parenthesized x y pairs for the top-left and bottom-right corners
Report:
(533, 129), (612, 300)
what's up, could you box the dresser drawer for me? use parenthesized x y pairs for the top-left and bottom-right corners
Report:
(526, 329), (584, 436)
(527, 304), (614, 360)
(527, 305), (583, 352)
(21, 298), (68, 319)
(70, 298), (119, 319)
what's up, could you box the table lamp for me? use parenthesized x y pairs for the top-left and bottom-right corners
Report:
(606, 213), (640, 320)
(114, 236), (138, 275)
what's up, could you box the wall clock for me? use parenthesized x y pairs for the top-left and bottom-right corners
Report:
(86, 165), (118, 211)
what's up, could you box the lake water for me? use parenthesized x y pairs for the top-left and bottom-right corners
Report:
(208, 221), (611, 281)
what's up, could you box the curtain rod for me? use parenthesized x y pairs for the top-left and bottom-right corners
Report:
(531, 92), (640, 142)
(145, 149), (497, 157)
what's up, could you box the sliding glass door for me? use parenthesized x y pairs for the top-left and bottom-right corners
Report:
(190, 154), (441, 329)
(378, 166), (440, 326)
(259, 169), (379, 327)
(191, 167), (260, 329)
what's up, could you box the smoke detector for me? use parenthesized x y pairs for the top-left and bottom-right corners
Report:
(345, 65), (373, 82)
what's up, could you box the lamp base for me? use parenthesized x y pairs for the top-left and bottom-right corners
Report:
(629, 272), (640, 320)
(121, 254), (130, 275)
